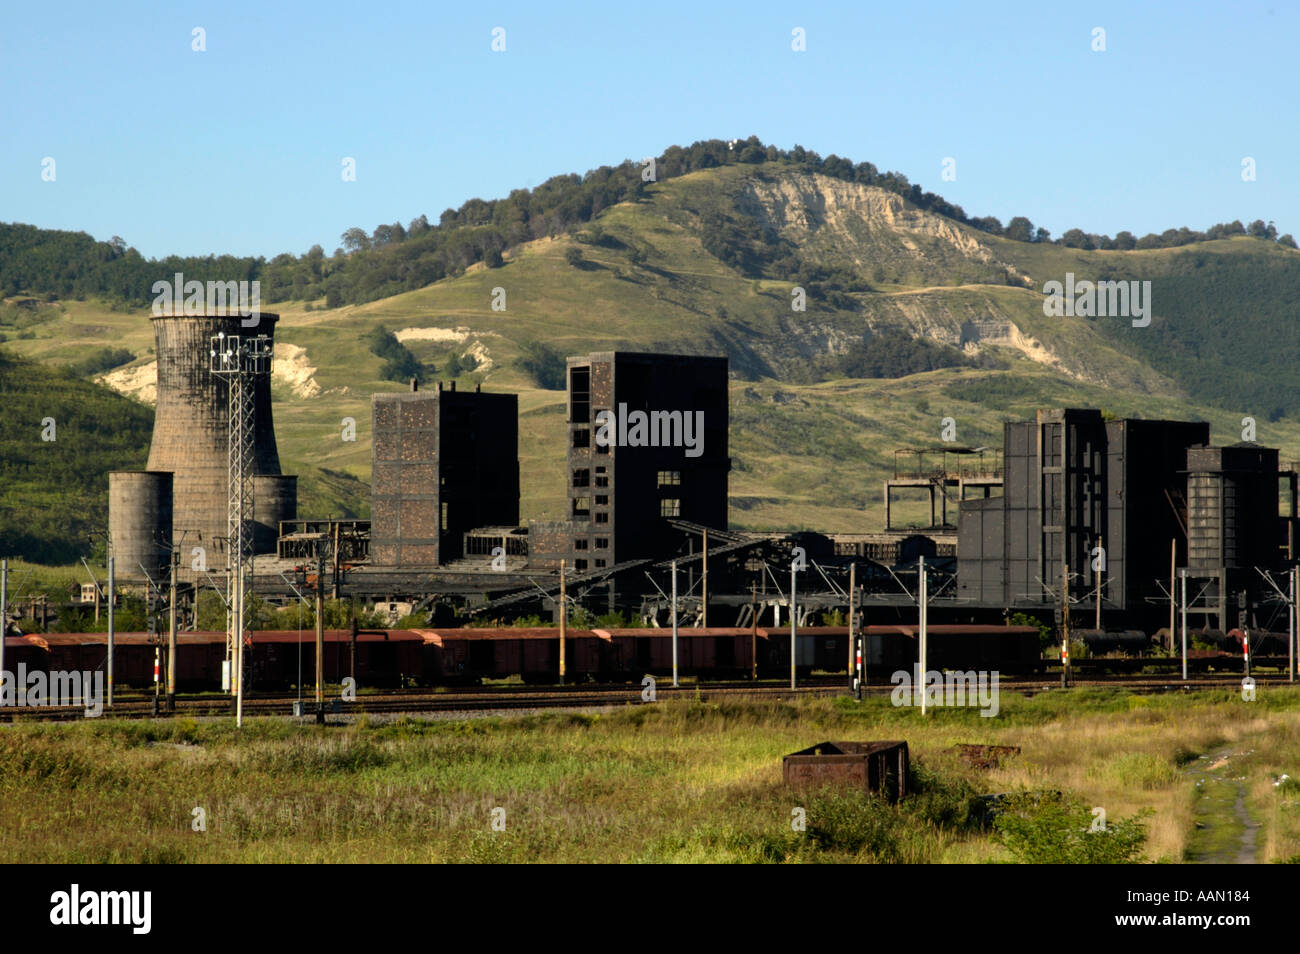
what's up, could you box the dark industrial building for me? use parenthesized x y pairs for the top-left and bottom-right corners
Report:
(532, 351), (730, 571)
(370, 382), (519, 567)
(956, 408), (1292, 631)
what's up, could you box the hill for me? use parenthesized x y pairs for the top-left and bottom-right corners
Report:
(2, 143), (1299, 562)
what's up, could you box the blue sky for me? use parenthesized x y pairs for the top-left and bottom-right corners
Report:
(2, 0), (1296, 258)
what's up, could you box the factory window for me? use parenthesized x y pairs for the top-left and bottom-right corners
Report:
(575, 559), (588, 571)
(595, 559), (606, 568)
(595, 537), (608, 549)
(441, 502), (448, 531)
(595, 512), (609, 525)
(595, 495), (608, 506)
(573, 497), (590, 518)
(595, 466), (609, 488)
(575, 538), (589, 551)
(660, 499), (681, 517)
(658, 470), (680, 487)
(572, 468), (590, 488)
(570, 368), (590, 424)
(573, 428), (590, 449)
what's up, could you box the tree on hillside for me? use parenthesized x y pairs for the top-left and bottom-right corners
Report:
(341, 227), (371, 253)
(1005, 217), (1035, 243)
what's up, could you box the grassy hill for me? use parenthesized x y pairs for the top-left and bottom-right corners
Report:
(3, 158), (1299, 562)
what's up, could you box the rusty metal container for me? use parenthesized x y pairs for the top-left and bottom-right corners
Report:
(782, 741), (910, 802)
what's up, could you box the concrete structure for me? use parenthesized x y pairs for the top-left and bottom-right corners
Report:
(957, 409), (1211, 613)
(130, 313), (294, 569)
(251, 474), (297, 554)
(107, 470), (173, 581)
(559, 351), (730, 570)
(370, 382), (519, 567)
(883, 447), (1002, 530)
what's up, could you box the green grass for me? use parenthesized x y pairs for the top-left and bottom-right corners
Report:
(2, 690), (1298, 863)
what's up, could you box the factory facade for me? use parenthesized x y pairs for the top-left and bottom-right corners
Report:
(369, 382), (519, 567)
(956, 408), (1295, 630)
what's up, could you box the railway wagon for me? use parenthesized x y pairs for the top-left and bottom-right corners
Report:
(248, 630), (425, 689)
(415, 624), (1045, 684)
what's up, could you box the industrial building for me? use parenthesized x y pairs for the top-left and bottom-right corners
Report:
(369, 381), (519, 567)
(530, 351), (730, 571)
(100, 316), (1298, 652)
(956, 408), (1294, 632)
(108, 313), (296, 582)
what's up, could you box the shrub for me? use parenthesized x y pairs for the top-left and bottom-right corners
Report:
(994, 792), (1149, 863)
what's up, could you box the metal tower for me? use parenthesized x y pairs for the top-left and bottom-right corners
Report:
(210, 331), (273, 727)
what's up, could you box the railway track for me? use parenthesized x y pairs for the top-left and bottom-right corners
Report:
(0, 672), (1294, 722)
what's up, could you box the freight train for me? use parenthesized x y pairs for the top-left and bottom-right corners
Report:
(2, 624), (1046, 691)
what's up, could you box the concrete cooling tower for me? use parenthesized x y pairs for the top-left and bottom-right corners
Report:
(109, 313), (296, 578)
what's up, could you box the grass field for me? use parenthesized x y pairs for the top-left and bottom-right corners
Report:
(2, 690), (1297, 863)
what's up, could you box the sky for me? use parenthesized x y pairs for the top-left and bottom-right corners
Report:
(2, 0), (1297, 259)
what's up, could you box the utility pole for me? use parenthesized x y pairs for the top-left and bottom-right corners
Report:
(750, 581), (758, 681)
(1169, 539), (1176, 652)
(167, 550), (178, 711)
(1094, 535), (1103, 632)
(148, 576), (159, 715)
(0, 560), (7, 703)
(1180, 568), (1188, 682)
(701, 530), (708, 628)
(790, 560), (798, 690)
(851, 563), (862, 701)
(919, 555), (928, 715)
(1061, 563), (1071, 688)
(847, 562), (857, 691)
(558, 559), (567, 686)
(106, 555), (115, 707)
(671, 559), (679, 688)
(315, 546), (325, 722)
(1291, 565), (1297, 683)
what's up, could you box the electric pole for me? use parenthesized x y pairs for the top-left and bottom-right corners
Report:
(210, 331), (273, 729)
(558, 559), (567, 686)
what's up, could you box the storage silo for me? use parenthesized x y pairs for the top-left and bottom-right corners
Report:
(145, 313), (295, 566)
(108, 471), (173, 580)
(252, 474), (298, 554)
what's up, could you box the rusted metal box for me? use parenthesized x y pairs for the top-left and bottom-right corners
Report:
(782, 741), (910, 802)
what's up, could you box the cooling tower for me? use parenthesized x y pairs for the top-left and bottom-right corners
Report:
(145, 313), (294, 566)
(108, 471), (173, 581)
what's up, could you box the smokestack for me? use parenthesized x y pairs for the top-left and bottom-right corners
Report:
(450, 380), (455, 392)
(410, 376), (418, 392)
(436, 381), (443, 393)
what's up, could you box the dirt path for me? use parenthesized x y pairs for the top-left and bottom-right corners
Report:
(1182, 746), (1259, 863)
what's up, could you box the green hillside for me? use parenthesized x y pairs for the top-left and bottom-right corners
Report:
(0, 346), (152, 563)
(3, 150), (1299, 563)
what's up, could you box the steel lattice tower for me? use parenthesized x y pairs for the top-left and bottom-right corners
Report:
(210, 332), (272, 727)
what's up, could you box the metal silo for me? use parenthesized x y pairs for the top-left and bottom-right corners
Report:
(108, 471), (173, 580)
(146, 313), (294, 564)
